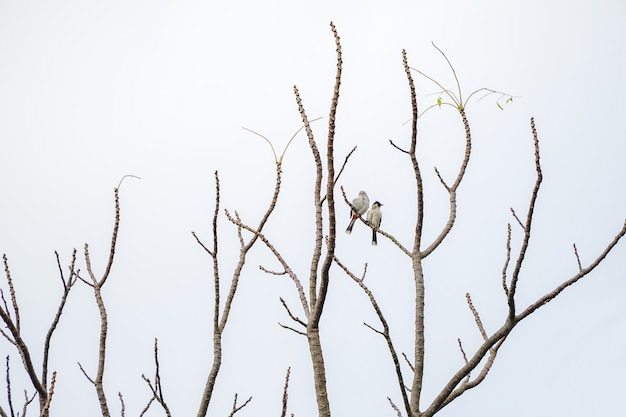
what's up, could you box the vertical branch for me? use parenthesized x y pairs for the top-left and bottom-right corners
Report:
(501, 224), (512, 297)
(0, 258), (47, 403)
(141, 339), (172, 417)
(311, 20), (342, 328)
(279, 367), (291, 417)
(293, 85), (323, 312)
(3, 258), (20, 334)
(211, 172), (221, 333)
(402, 49), (426, 414)
(507, 118), (542, 319)
(421, 108), (472, 258)
(401, 50), (424, 253)
(42, 250), (78, 388)
(219, 163), (283, 333)
(38, 371), (55, 417)
(4, 356), (14, 417)
(193, 171), (223, 417)
(81, 178), (137, 417)
(196, 162), (283, 417)
(333, 257), (412, 417)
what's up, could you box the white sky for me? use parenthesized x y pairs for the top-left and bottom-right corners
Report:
(1, 1), (625, 416)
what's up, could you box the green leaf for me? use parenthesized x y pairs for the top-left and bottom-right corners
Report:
(437, 97), (442, 108)
(497, 102), (504, 110)
(506, 97), (513, 104)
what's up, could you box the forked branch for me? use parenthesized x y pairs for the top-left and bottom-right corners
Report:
(194, 142), (284, 417)
(422, 119), (626, 416)
(80, 176), (138, 417)
(141, 339), (172, 417)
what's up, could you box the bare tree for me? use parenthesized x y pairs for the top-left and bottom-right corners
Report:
(0, 248), (78, 417)
(226, 22), (348, 417)
(77, 175), (139, 417)
(191, 167), (281, 417)
(334, 47), (626, 417)
(1, 23), (622, 417)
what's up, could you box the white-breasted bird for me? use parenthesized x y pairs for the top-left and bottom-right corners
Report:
(345, 191), (370, 234)
(366, 201), (383, 246)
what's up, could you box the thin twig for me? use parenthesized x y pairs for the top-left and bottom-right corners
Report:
(280, 367), (291, 417)
(278, 322), (307, 336)
(457, 339), (469, 365)
(466, 293), (488, 341)
(573, 243), (582, 271)
(118, 392), (125, 417)
(227, 393), (252, 417)
(501, 224), (512, 297)
(510, 208), (524, 229)
(279, 297), (306, 327)
(387, 397), (403, 417)
(259, 266), (287, 276)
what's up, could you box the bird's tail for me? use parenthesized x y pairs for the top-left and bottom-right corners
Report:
(346, 216), (357, 234)
(372, 229), (378, 246)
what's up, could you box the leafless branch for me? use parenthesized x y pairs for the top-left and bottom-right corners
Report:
(77, 361), (95, 385)
(465, 293), (488, 341)
(501, 224), (512, 297)
(280, 367), (291, 417)
(139, 397), (155, 417)
(0, 260), (47, 404)
(421, 108), (472, 259)
(339, 187), (411, 256)
(402, 352), (414, 373)
(333, 254), (411, 417)
(2, 255), (20, 334)
(0, 328), (14, 346)
(75, 271), (94, 287)
(227, 393), (252, 417)
(507, 118), (542, 319)
(333, 147), (357, 189)
(196, 151), (284, 417)
(363, 322), (384, 335)
(191, 231), (214, 257)
(259, 265), (288, 276)
(278, 322), (307, 336)
(118, 392), (125, 417)
(79, 182), (134, 417)
(225, 209), (310, 319)
(140, 339), (172, 417)
(279, 298), (306, 327)
(0, 291), (10, 331)
(516, 219), (626, 322)
(509, 208), (524, 229)
(38, 371), (55, 417)
(43, 250), (78, 388)
(573, 243), (582, 271)
(433, 167), (450, 192)
(420, 119), (626, 417)
(4, 356), (14, 417)
(389, 139), (410, 154)
(457, 339), (469, 365)
(387, 397), (403, 417)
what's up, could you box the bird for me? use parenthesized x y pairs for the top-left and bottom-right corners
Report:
(345, 191), (370, 234)
(366, 201), (383, 246)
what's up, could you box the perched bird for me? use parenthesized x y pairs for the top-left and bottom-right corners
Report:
(345, 191), (370, 234)
(366, 201), (383, 246)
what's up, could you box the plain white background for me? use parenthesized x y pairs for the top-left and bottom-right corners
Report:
(1, 1), (625, 416)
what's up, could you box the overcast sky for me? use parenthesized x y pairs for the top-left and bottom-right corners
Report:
(1, 1), (625, 416)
